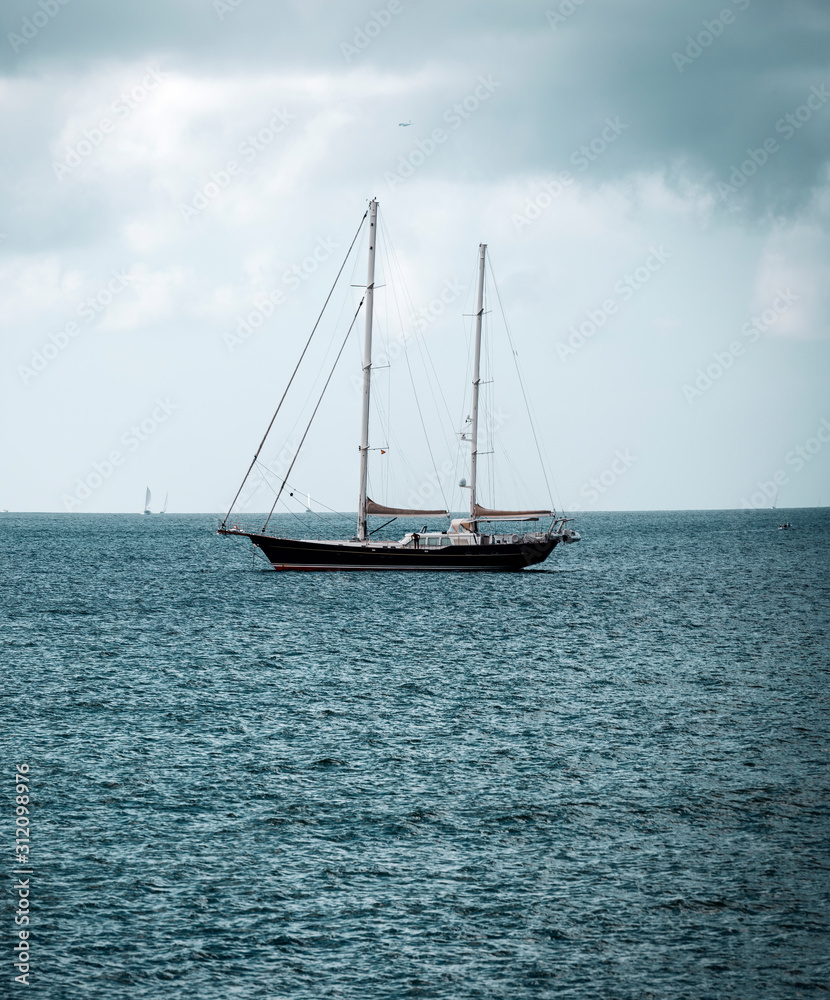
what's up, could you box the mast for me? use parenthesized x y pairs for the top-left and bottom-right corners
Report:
(469, 243), (486, 528)
(357, 198), (378, 541)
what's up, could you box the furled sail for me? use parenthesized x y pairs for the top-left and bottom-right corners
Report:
(366, 498), (448, 516)
(473, 504), (552, 518)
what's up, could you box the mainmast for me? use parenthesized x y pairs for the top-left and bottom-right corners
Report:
(469, 243), (486, 528)
(357, 198), (378, 541)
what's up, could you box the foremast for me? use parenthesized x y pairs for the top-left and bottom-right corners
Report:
(357, 198), (378, 541)
(469, 243), (486, 529)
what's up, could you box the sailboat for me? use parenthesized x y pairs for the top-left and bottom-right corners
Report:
(219, 199), (579, 570)
(143, 487), (152, 515)
(160, 492), (168, 514)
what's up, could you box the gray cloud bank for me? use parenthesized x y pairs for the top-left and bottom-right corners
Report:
(2, 0), (829, 220)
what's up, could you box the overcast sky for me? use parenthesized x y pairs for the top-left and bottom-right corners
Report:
(2, 0), (829, 514)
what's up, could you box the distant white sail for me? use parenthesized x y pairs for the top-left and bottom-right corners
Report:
(160, 492), (168, 514)
(144, 487), (152, 514)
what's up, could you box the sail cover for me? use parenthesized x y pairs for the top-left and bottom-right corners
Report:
(366, 498), (448, 516)
(473, 504), (552, 518)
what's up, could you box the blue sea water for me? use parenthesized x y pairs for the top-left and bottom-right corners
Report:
(2, 509), (829, 1000)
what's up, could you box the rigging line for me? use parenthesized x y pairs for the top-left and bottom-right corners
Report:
(458, 252), (479, 434)
(371, 393), (393, 504)
(221, 209), (368, 528)
(484, 297), (495, 505)
(262, 296), (366, 534)
(251, 465), (348, 533)
(383, 423), (428, 502)
(490, 262), (563, 514)
(266, 469), (350, 522)
(379, 216), (456, 465)
(366, 250), (393, 502)
(276, 495), (311, 530)
(452, 433), (466, 514)
(274, 492), (350, 538)
(413, 320), (455, 463)
(368, 517), (397, 536)
(453, 267), (477, 514)
(265, 215), (369, 496)
(496, 427), (531, 496)
(377, 215), (450, 512)
(282, 262), (360, 456)
(486, 252), (558, 512)
(401, 335), (450, 511)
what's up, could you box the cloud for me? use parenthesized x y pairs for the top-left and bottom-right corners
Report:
(2, 0), (828, 224)
(1, 0), (828, 511)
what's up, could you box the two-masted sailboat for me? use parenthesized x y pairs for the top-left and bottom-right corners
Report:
(219, 199), (579, 570)
(143, 488), (168, 514)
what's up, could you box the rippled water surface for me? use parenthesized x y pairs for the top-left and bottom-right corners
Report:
(2, 510), (829, 999)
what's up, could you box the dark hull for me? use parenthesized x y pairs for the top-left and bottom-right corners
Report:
(225, 531), (559, 571)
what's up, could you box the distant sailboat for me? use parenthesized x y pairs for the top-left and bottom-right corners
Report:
(160, 492), (168, 514)
(143, 487), (152, 515)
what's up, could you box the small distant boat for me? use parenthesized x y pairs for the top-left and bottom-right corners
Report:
(160, 492), (168, 514)
(143, 487), (152, 515)
(778, 522), (793, 530)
